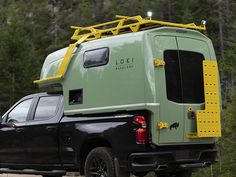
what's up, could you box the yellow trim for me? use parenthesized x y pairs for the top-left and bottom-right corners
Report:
(34, 34), (90, 85)
(56, 44), (77, 77)
(35, 15), (206, 85)
(188, 61), (221, 138)
(158, 121), (169, 129)
(154, 59), (165, 67)
(186, 133), (198, 139)
(33, 75), (62, 84)
(57, 34), (90, 76)
(187, 107), (193, 112)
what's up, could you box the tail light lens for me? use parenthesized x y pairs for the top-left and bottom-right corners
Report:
(136, 128), (147, 143)
(134, 116), (146, 128)
(134, 116), (147, 144)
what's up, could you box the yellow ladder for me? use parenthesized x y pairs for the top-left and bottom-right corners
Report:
(188, 61), (221, 138)
(34, 34), (89, 84)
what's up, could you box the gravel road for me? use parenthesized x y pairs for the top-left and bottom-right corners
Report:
(0, 171), (83, 177)
(0, 175), (41, 177)
(0, 175), (80, 177)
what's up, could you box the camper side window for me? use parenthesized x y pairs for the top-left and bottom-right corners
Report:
(84, 48), (109, 68)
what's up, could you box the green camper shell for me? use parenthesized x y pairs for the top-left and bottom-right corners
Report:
(35, 16), (221, 145)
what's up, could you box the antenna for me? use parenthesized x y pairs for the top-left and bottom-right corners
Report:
(201, 20), (206, 28)
(147, 11), (153, 20)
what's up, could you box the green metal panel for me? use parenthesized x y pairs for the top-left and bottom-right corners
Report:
(176, 37), (215, 143)
(40, 48), (69, 79)
(148, 28), (217, 145)
(63, 32), (147, 114)
(152, 35), (185, 144)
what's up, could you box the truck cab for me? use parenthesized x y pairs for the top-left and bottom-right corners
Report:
(0, 93), (63, 168)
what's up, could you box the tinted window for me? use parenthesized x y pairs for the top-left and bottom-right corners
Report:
(69, 89), (83, 105)
(7, 99), (33, 123)
(84, 48), (109, 68)
(164, 50), (204, 103)
(180, 51), (204, 103)
(164, 50), (182, 102)
(34, 96), (60, 120)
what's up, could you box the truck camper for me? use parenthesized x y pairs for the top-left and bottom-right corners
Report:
(35, 15), (221, 142)
(34, 15), (222, 177)
(0, 15), (221, 177)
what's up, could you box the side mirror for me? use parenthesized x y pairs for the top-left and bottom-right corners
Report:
(0, 117), (14, 128)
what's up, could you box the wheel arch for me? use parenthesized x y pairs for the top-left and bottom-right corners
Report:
(79, 138), (112, 175)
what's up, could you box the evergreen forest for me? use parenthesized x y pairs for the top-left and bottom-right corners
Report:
(0, 0), (236, 176)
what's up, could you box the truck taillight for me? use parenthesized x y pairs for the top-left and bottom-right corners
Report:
(136, 128), (147, 144)
(134, 116), (147, 144)
(134, 116), (146, 128)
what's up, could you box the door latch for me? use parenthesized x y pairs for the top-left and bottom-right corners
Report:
(158, 121), (169, 129)
(154, 59), (165, 67)
(187, 107), (196, 119)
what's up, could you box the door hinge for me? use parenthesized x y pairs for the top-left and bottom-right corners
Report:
(158, 121), (169, 129)
(154, 59), (165, 67)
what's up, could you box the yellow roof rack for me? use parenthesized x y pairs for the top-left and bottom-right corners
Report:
(34, 15), (206, 85)
(71, 15), (205, 42)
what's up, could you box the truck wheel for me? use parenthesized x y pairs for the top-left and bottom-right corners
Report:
(175, 171), (192, 177)
(155, 172), (171, 177)
(119, 171), (130, 177)
(84, 147), (116, 177)
(133, 172), (148, 177)
(155, 171), (192, 177)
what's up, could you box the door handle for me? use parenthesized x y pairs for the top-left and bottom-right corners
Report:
(154, 58), (165, 67)
(16, 128), (24, 133)
(46, 126), (56, 131)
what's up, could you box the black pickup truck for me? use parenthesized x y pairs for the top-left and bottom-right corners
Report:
(0, 93), (217, 177)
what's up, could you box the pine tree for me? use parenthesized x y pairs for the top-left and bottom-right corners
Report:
(0, 2), (39, 114)
(0, 1), (236, 176)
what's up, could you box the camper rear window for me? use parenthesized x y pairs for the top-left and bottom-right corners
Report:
(164, 50), (205, 103)
(84, 48), (109, 68)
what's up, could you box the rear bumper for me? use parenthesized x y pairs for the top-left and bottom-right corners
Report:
(128, 145), (218, 172)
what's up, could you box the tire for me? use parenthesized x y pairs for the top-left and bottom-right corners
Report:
(155, 172), (171, 177)
(84, 147), (116, 177)
(119, 170), (130, 177)
(175, 171), (192, 177)
(155, 171), (192, 177)
(133, 172), (148, 177)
